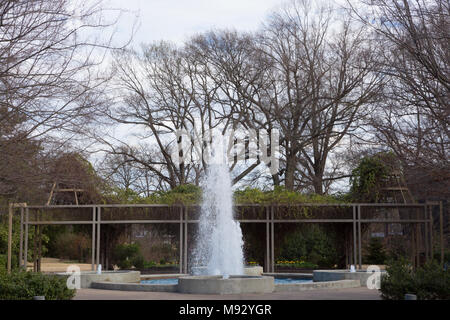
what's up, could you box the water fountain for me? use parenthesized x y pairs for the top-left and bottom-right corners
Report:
(178, 135), (274, 294)
(191, 135), (244, 276)
(87, 135), (362, 294)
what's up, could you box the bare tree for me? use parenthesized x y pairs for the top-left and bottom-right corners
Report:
(0, 0), (130, 201)
(0, 0), (123, 140)
(100, 153), (142, 192)
(185, 30), (274, 185)
(348, 0), (450, 197)
(103, 43), (207, 190)
(189, 0), (382, 192)
(292, 18), (383, 194)
(104, 36), (273, 191)
(101, 0), (446, 198)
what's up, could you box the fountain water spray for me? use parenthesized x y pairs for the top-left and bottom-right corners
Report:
(192, 135), (244, 277)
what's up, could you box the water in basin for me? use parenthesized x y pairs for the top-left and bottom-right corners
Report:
(141, 277), (313, 285)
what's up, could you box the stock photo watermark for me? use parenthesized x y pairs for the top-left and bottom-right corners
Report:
(366, 265), (382, 290)
(66, 265), (81, 290)
(170, 124), (280, 175)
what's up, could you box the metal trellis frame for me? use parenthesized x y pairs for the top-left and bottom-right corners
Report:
(2, 202), (442, 273)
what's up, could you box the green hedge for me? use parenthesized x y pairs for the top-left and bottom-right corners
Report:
(112, 243), (145, 269)
(0, 254), (19, 272)
(233, 187), (342, 205)
(380, 259), (450, 300)
(0, 271), (75, 300)
(364, 238), (387, 265)
(106, 184), (344, 205)
(278, 225), (339, 268)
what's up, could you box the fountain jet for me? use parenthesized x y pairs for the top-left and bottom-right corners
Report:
(192, 135), (244, 277)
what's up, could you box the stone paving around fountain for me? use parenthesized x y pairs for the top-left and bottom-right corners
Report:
(74, 286), (382, 300)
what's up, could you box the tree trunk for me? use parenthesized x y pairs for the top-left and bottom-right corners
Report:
(312, 173), (324, 195)
(285, 155), (296, 190)
(272, 173), (280, 186)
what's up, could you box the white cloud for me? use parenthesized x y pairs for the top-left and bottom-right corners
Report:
(107, 0), (285, 45)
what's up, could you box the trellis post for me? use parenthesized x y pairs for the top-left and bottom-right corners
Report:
(353, 205), (357, 267)
(179, 206), (183, 274)
(184, 206), (188, 274)
(91, 207), (96, 271)
(439, 201), (444, 266)
(358, 205), (362, 269)
(271, 205), (275, 273)
(24, 207), (29, 270)
(265, 206), (270, 272)
(19, 207), (24, 268)
(424, 205), (429, 261)
(7, 203), (13, 273)
(96, 206), (101, 269)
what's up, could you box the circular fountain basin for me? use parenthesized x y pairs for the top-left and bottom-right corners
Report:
(56, 270), (140, 288)
(178, 275), (274, 295)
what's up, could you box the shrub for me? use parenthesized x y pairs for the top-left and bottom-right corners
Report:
(275, 260), (318, 269)
(108, 184), (203, 205)
(279, 225), (338, 268)
(143, 260), (156, 268)
(131, 255), (145, 269)
(380, 259), (450, 300)
(280, 232), (307, 261)
(349, 153), (395, 202)
(0, 254), (18, 272)
(234, 186), (341, 205)
(414, 262), (450, 300)
(365, 237), (387, 265)
(113, 243), (144, 269)
(432, 247), (450, 266)
(0, 217), (45, 268)
(0, 271), (75, 300)
(157, 184), (202, 205)
(380, 259), (415, 300)
(108, 185), (344, 205)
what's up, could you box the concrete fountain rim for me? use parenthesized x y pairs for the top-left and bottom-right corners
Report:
(177, 275), (275, 294)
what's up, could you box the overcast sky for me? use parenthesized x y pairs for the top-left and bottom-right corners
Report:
(107, 0), (287, 45)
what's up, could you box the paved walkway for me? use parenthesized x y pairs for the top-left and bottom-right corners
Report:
(74, 287), (381, 300)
